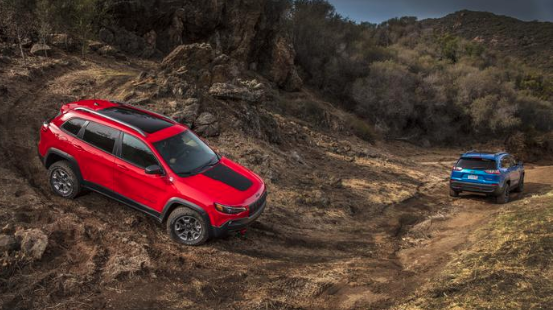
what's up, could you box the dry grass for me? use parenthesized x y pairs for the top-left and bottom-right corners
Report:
(397, 190), (553, 310)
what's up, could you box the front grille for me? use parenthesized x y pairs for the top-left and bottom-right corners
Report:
(249, 190), (267, 216)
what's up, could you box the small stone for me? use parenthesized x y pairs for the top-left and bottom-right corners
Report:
(290, 151), (306, 165)
(14, 229), (48, 260)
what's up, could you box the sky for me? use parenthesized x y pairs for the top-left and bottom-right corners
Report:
(327, 0), (553, 24)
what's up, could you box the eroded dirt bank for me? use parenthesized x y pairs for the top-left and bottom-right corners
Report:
(1, 56), (552, 310)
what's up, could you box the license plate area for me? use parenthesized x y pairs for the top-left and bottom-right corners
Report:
(468, 175), (478, 180)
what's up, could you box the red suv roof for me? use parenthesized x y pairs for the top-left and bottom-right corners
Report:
(63, 99), (187, 142)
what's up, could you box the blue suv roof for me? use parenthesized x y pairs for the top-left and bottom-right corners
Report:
(461, 151), (507, 160)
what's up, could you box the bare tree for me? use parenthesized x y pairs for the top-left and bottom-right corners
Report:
(36, 0), (53, 57)
(0, 0), (36, 64)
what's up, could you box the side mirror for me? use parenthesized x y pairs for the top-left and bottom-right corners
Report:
(145, 165), (163, 175)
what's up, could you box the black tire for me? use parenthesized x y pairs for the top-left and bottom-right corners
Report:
(48, 160), (81, 199)
(495, 183), (510, 204)
(449, 189), (460, 197)
(513, 175), (524, 193)
(167, 207), (209, 246)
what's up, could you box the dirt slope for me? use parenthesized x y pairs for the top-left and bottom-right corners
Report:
(0, 55), (552, 310)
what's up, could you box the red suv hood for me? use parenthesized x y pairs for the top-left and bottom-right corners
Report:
(175, 157), (265, 207)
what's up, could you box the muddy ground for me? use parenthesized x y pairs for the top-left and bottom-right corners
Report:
(1, 55), (552, 310)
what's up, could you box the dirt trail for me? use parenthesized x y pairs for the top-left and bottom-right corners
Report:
(1, 57), (552, 310)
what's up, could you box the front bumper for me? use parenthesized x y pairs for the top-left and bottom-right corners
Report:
(211, 199), (267, 238)
(450, 180), (501, 194)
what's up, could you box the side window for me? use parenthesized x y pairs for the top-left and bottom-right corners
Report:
(61, 118), (86, 136)
(121, 134), (158, 169)
(510, 156), (517, 166)
(82, 122), (119, 153)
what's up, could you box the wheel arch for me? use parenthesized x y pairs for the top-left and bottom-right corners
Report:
(45, 148), (83, 182)
(161, 198), (211, 227)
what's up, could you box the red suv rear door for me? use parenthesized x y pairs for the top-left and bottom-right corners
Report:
(79, 121), (119, 190)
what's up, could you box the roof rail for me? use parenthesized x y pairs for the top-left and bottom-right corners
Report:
(74, 107), (147, 137)
(111, 100), (176, 123)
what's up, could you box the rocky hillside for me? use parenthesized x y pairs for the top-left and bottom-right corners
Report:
(101, 0), (302, 91)
(422, 10), (553, 70)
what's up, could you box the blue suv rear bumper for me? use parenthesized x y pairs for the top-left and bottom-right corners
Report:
(450, 180), (501, 194)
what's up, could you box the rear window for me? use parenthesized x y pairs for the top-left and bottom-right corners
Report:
(61, 118), (86, 136)
(456, 158), (497, 170)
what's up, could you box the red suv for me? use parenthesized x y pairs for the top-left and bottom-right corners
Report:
(38, 99), (267, 245)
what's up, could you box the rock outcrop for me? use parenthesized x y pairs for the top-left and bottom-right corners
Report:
(103, 0), (302, 91)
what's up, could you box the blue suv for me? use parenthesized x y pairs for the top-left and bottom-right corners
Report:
(450, 151), (524, 204)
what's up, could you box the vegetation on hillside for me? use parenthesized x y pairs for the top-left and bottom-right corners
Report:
(0, 0), (108, 58)
(289, 0), (553, 149)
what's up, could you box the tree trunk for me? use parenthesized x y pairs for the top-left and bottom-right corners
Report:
(42, 37), (48, 58)
(16, 27), (26, 65)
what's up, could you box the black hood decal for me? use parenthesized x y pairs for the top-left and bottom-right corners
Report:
(202, 163), (253, 191)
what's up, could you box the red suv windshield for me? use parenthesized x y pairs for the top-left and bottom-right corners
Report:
(153, 130), (219, 176)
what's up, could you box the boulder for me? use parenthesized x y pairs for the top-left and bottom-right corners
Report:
(88, 41), (104, 52)
(268, 36), (303, 91)
(208, 83), (264, 103)
(15, 229), (48, 260)
(194, 112), (220, 137)
(98, 45), (118, 57)
(0, 234), (18, 252)
(161, 43), (214, 71)
(30, 44), (51, 56)
(171, 99), (201, 127)
(48, 34), (76, 50)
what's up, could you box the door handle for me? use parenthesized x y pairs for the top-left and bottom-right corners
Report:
(73, 144), (84, 151)
(117, 164), (129, 171)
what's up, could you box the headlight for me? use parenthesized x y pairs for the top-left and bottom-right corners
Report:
(214, 203), (247, 214)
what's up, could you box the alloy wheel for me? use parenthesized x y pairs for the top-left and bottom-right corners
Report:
(174, 216), (203, 242)
(51, 168), (73, 196)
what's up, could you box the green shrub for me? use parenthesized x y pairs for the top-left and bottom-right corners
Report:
(348, 115), (376, 143)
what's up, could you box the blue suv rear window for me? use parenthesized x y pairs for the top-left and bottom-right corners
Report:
(456, 158), (496, 170)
